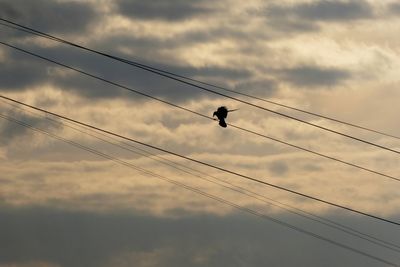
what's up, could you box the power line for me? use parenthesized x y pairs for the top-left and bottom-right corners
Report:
(128, 65), (400, 141)
(1, 18), (399, 149)
(1, 95), (399, 227)
(7, 21), (400, 143)
(2, 17), (400, 265)
(108, 58), (400, 155)
(3, 99), (400, 253)
(0, 41), (398, 184)
(0, 112), (397, 267)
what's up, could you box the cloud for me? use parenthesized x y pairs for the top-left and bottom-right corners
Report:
(233, 79), (277, 97)
(115, 0), (213, 22)
(266, 1), (373, 22)
(387, 2), (400, 15)
(0, 42), (252, 103)
(269, 161), (289, 176)
(1, 3), (400, 266)
(292, 1), (373, 21)
(276, 65), (351, 88)
(0, 109), (61, 145)
(264, 1), (374, 34)
(0, 50), (53, 91)
(0, 261), (60, 267)
(267, 19), (318, 34)
(0, 205), (398, 267)
(0, 0), (99, 34)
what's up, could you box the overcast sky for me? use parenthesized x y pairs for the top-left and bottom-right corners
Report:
(1, 0), (400, 266)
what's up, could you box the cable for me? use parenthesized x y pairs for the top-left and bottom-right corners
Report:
(128, 65), (400, 141)
(0, 41), (212, 120)
(4, 99), (399, 253)
(1, 95), (399, 227)
(1, 18), (400, 149)
(0, 42), (398, 184)
(2, 16), (400, 264)
(115, 58), (400, 155)
(0, 112), (397, 267)
(2, 18), (400, 142)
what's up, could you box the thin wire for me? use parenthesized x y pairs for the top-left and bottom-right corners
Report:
(128, 65), (400, 141)
(1, 19), (399, 141)
(1, 95), (399, 227)
(0, 113), (397, 267)
(1, 18), (399, 148)
(3, 21), (398, 143)
(0, 42), (398, 184)
(115, 59), (400, 155)
(4, 99), (399, 253)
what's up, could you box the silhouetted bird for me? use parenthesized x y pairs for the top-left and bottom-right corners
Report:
(213, 106), (228, 127)
(213, 106), (238, 128)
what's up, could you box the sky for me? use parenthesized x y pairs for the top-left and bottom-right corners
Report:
(1, 0), (400, 266)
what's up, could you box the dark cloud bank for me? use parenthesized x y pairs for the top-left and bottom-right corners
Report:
(277, 65), (351, 88)
(0, 0), (99, 34)
(115, 0), (212, 22)
(0, 43), (253, 103)
(0, 0), (354, 104)
(0, 205), (399, 267)
(264, 0), (374, 34)
(1, 41), (343, 104)
(266, 0), (374, 22)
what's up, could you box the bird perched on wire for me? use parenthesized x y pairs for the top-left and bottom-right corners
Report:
(213, 106), (238, 128)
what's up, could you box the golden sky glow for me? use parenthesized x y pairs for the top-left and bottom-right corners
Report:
(1, 0), (400, 266)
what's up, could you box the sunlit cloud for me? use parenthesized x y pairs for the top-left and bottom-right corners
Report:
(1, 0), (400, 266)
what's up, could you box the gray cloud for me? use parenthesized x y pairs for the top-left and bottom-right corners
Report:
(0, 60), (48, 90)
(94, 28), (263, 67)
(0, 47), (56, 91)
(302, 163), (323, 172)
(264, 1), (374, 34)
(233, 79), (277, 97)
(266, 18), (319, 34)
(0, 205), (398, 267)
(115, 0), (212, 21)
(0, 43), (252, 103)
(53, 53), (251, 103)
(269, 161), (289, 176)
(267, 1), (373, 22)
(0, 0), (99, 34)
(0, 109), (61, 145)
(293, 1), (373, 21)
(387, 3), (400, 15)
(277, 65), (351, 88)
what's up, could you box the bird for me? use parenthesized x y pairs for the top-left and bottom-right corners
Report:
(213, 106), (238, 128)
